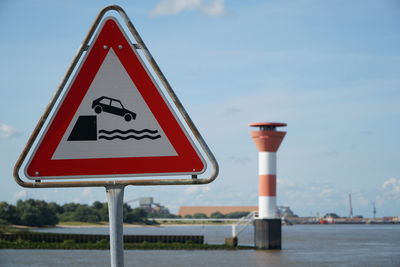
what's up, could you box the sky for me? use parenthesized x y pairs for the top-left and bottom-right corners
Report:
(1, 0), (400, 217)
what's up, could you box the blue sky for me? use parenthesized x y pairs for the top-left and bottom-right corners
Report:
(1, 0), (400, 217)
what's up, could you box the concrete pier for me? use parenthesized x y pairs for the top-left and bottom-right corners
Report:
(254, 219), (281, 249)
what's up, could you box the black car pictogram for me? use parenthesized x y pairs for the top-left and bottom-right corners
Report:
(92, 96), (136, 122)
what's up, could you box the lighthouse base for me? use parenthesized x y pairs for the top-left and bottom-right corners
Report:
(254, 218), (281, 249)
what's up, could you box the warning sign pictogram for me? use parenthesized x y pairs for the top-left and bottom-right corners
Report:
(25, 17), (206, 179)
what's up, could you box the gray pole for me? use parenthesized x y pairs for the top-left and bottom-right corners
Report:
(106, 185), (125, 267)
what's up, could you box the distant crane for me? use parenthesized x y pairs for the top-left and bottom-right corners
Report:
(349, 193), (353, 218)
(373, 201), (376, 219)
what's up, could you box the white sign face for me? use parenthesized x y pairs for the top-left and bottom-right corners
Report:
(53, 49), (177, 160)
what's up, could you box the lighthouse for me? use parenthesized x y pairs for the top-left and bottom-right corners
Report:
(249, 122), (286, 249)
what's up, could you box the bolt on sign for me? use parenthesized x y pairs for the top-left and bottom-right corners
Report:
(14, 6), (218, 187)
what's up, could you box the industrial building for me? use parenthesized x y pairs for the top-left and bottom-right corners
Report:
(178, 206), (296, 217)
(126, 197), (170, 215)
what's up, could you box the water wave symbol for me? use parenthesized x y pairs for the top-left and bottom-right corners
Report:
(99, 129), (159, 135)
(98, 128), (161, 141)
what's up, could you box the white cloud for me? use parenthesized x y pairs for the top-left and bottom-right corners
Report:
(72, 197), (81, 203)
(13, 190), (28, 200)
(0, 123), (19, 139)
(151, 0), (225, 17)
(319, 188), (333, 198)
(277, 179), (296, 188)
(354, 194), (370, 206)
(201, 0), (224, 16)
(80, 188), (97, 204)
(70, 188), (95, 204)
(381, 178), (400, 200)
(185, 185), (211, 195)
(81, 188), (93, 198)
(277, 179), (399, 217)
(277, 182), (349, 216)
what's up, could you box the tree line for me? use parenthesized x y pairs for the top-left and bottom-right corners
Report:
(182, 211), (250, 219)
(0, 199), (252, 227)
(0, 199), (148, 227)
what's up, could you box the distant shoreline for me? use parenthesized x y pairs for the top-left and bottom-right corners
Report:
(55, 223), (227, 228)
(8, 219), (400, 231)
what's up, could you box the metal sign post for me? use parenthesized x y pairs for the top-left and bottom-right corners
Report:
(106, 186), (125, 267)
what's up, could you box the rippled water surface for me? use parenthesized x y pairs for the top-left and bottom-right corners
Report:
(1, 224), (399, 266)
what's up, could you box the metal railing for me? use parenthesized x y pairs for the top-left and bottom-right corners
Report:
(232, 212), (257, 238)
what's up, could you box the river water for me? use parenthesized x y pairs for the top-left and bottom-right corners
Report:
(1, 224), (399, 266)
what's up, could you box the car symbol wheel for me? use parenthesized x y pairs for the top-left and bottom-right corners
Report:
(124, 114), (132, 122)
(94, 106), (102, 114)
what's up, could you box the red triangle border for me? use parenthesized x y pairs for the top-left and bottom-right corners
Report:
(25, 17), (206, 179)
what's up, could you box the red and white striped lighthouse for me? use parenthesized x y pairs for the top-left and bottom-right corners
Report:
(250, 122), (286, 219)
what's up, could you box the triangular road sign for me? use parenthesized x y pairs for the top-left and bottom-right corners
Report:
(25, 17), (206, 179)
